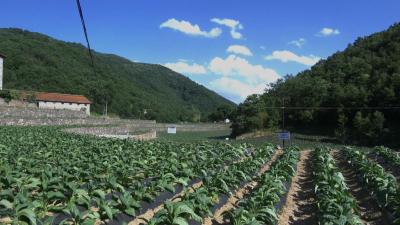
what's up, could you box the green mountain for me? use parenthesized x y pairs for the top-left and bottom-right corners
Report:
(0, 28), (235, 122)
(232, 23), (400, 146)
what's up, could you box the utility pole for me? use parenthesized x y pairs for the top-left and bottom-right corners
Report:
(103, 100), (108, 117)
(282, 97), (285, 149)
(282, 98), (285, 130)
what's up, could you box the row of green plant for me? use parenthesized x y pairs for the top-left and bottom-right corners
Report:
(222, 146), (300, 225)
(375, 146), (400, 167)
(0, 126), (249, 224)
(147, 144), (277, 225)
(313, 147), (362, 224)
(343, 147), (400, 223)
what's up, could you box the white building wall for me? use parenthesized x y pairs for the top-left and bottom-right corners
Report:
(0, 57), (3, 90)
(38, 101), (90, 115)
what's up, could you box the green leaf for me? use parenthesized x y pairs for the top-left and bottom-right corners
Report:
(124, 208), (136, 216)
(172, 217), (189, 225)
(103, 204), (114, 220)
(93, 189), (106, 199)
(0, 199), (13, 209)
(48, 191), (65, 200)
(18, 208), (37, 225)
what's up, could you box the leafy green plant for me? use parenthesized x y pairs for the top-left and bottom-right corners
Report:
(374, 146), (400, 167)
(149, 144), (277, 224)
(148, 201), (202, 225)
(224, 146), (299, 225)
(343, 147), (400, 223)
(0, 126), (251, 223)
(313, 147), (362, 225)
(114, 191), (140, 216)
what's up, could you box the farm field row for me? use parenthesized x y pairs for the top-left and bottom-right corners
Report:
(280, 146), (400, 225)
(1, 126), (400, 225)
(0, 126), (278, 224)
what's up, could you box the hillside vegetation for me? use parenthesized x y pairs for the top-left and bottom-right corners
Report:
(0, 28), (234, 122)
(232, 23), (400, 146)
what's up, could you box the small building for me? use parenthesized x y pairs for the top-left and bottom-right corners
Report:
(167, 126), (177, 134)
(35, 92), (91, 115)
(0, 52), (5, 90)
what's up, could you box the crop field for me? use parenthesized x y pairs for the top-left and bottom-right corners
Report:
(0, 126), (400, 225)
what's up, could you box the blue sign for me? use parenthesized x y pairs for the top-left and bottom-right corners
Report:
(277, 131), (290, 140)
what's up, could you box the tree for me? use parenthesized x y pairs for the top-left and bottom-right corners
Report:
(334, 112), (348, 143)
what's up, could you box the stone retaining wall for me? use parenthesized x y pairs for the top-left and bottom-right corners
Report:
(0, 106), (88, 119)
(98, 131), (157, 141)
(64, 122), (229, 137)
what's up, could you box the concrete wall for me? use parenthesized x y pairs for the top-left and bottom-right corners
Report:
(38, 101), (90, 115)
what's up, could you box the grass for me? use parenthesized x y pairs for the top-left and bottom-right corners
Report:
(237, 132), (373, 151)
(157, 129), (374, 152)
(157, 129), (231, 142)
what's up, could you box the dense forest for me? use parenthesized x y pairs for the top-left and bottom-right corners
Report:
(232, 23), (400, 146)
(0, 28), (234, 122)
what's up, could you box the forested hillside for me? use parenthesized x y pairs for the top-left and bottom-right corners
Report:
(232, 23), (400, 145)
(0, 28), (234, 122)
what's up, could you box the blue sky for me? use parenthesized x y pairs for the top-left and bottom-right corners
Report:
(1, 0), (400, 103)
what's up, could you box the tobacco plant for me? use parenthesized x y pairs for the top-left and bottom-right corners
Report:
(224, 146), (299, 225)
(0, 126), (248, 223)
(343, 147), (400, 223)
(313, 147), (362, 225)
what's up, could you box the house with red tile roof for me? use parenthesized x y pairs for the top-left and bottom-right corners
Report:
(35, 92), (91, 115)
(0, 52), (91, 115)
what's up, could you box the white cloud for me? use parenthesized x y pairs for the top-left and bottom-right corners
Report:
(211, 18), (243, 39)
(210, 77), (266, 100)
(317, 27), (340, 37)
(209, 55), (279, 84)
(160, 18), (222, 38)
(260, 46), (266, 50)
(288, 38), (306, 48)
(164, 61), (207, 75)
(227, 45), (253, 56)
(265, 50), (321, 66)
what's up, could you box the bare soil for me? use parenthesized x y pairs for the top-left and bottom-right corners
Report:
(332, 150), (390, 225)
(277, 150), (317, 225)
(202, 149), (284, 225)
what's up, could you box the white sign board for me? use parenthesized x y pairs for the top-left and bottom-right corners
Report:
(277, 131), (290, 140)
(167, 126), (177, 134)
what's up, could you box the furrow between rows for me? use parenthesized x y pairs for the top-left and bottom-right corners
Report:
(277, 150), (317, 225)
(202, 149), (283, 225)
(332, 150), (390, 225)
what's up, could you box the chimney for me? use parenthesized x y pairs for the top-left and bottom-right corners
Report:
(0, 53), (4, 90)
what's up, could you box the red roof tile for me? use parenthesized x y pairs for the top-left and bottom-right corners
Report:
(35, 92), (91, 104)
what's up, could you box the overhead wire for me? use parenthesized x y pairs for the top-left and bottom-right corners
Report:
(75, 0), (96, 75)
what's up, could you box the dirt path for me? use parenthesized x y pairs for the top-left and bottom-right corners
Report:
(202, 149), (284, 225)
(277, 150), (317, 225)
(332, 150), (390, 225)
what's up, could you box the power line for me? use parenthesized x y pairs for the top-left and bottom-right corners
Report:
(264, 106), (400, 110)
(75, 0), (96, 75)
